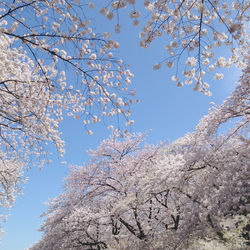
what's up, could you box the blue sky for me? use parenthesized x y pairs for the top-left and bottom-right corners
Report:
(0, 4), (242, 250)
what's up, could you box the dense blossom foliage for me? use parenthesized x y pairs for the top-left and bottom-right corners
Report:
(30, 64), (249, 249)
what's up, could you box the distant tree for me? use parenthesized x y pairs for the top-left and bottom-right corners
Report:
(30, 63), (249, 249)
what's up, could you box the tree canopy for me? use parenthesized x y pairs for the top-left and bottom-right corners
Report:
(30, 64), (249, 249)
(0, 0), (249, 247)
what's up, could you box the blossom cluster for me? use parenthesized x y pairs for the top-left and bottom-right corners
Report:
(143, 0), (248, 94)
(98, 0), (248, 95)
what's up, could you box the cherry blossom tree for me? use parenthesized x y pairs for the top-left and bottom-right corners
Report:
(146, 63), (249, 248)
(0, 0), (136, 161)
(100, 0), (249, 95)
(29, 132), (160, 249)
(0, 0), (136, 229)
(30, 62), (249, 248)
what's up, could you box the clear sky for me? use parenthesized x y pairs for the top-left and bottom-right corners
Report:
(0, 3), (241, 250)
